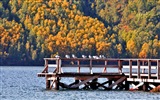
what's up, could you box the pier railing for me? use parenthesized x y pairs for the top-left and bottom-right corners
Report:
(38, 58), (160, 90)
(42, 58), (123, 74)
(41, 58), (160, 79)
(122, 59), (160, 79)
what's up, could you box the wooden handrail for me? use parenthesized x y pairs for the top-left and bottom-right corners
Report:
(42, 58), (160, 79)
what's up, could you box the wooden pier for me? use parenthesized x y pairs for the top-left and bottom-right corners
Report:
(37, 58), (160, 91)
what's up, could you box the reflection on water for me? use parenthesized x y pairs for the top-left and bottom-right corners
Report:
(0, 66), (160, 100)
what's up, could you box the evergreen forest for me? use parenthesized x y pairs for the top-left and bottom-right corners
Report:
(0, 0), (160, 65)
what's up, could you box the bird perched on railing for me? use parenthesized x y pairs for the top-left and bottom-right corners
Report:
(99, 55), (102, 59)
(93, 56), (99, 59)
(72, 54), (77, 58)
(82, 55), (87, 58)
(101, 55), (106, 59)
(65, 55), (70, 58)
(88, 55), (92, 59)
(99, 55), (106, 59)
(55, 55), (60, 58)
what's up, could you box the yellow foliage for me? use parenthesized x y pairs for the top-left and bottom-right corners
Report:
(72, 4), (77, 9)
(56, 40), (60, 45)
(139, 50), (147, 58)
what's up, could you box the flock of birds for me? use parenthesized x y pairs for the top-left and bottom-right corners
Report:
(55, 54), (106, 59)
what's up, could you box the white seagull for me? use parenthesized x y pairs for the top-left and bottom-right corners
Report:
(102, 55), (106, 59)
(72, 54), (77, 58)
(93, 56), (99, 59)
(99, 55), (102, 59)
(65, 55), (70, 58)
(82, 55), (87, 58)
(88, 55), (92, 59)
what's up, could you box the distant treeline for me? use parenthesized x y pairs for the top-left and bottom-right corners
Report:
(0, 0), (160, 66)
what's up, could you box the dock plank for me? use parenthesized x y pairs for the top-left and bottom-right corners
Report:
(70, 75), (100, 88)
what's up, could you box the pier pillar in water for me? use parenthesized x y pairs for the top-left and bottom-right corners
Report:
(125, 81), (130, 90)
(108, 80), (112, 89)
(46, 79), (50, 89)
(143, 82), (149, 91)
(55, 77), (60, 90)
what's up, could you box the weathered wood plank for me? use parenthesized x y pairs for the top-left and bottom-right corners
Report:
(42, 60), (48, 73)
(127, 78), (160, 83)
(131, 82), (144, 90)
(108, 76), (126, 89)
(59, 82), (70, 88)
(118, 60), (122, 73)
(157, 60), (160, 79)
(148, 60), (151, 79)
(70, 75), (100, 88)
(129, 60), (132, 78)
(90, 59), (93, 74)
(123, 65), (157, 69)
(137, 60), (140, 78)
(124, 73), (157, 77)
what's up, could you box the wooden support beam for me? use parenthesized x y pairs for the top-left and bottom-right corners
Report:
(108, 76), (126, 89)
(125, 81), (130, 90)
(69, 80), (79, 87)
(90, 59), (93, 74)
(55, 77), (60, 90)
(157, 60), (160, 79)
(42, 60), (48, 73)
(148, 60), (151, 79)
(96, 82), (108, 90)
(118, 60), (122, 73)
(59, 59), (62, 73)
(90, 79), (98, 90)
(50, 80), (56, 89)
(46, 79), (50, 89)
(137, 60), (140, 78)
(129, 60), (132, 78)
(143, 82), (149, 91)
(96, 80), (113, 90)
(59, 82), (70, 88)
(70, 75), (100, 88)
(103, 61), (107, 73)
(131, 82), (144, 90)
(108, 80), (112, 86)
(77, 60), (80, 73)
(56, 59), (60, 74)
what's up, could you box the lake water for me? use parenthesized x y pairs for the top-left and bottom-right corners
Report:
(0, 66), (160, 100)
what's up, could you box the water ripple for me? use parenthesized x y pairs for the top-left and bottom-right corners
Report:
(1, 66), (160, 100)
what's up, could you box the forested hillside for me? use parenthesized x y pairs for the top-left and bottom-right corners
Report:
(0, 0), (160, 65)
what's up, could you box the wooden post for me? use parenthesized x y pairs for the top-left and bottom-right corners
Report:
(74, 80), (79, 89)
(108, 76), (126, 89)
(46, 77), (50, 89)
(118, 60), (122, 73)
(45, 59), (48, 73)
(108, 80), (112, 89)
(90, 78), (98, 90)
(56, 59), (60, 74)
(125, 81), (130, 90)
(59, 59), (62, 73)
(90, 59), (93, 74)
(103, 61), (107, 73)
(148, 60), (151, 79)
(157, 60), (160, 79)
(55, 77), (60, 90)
(129, 60), (132, 78)
(137, 60), (140, 78)
(143, 82), (149, 91)
(77, 60), (80, 73)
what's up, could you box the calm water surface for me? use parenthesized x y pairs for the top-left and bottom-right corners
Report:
(0, 66), (160, 100)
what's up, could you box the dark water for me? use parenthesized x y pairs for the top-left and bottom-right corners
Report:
(0, 66), (160, 100)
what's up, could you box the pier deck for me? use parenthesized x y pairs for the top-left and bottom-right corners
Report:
(37, 58), (160, 91)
